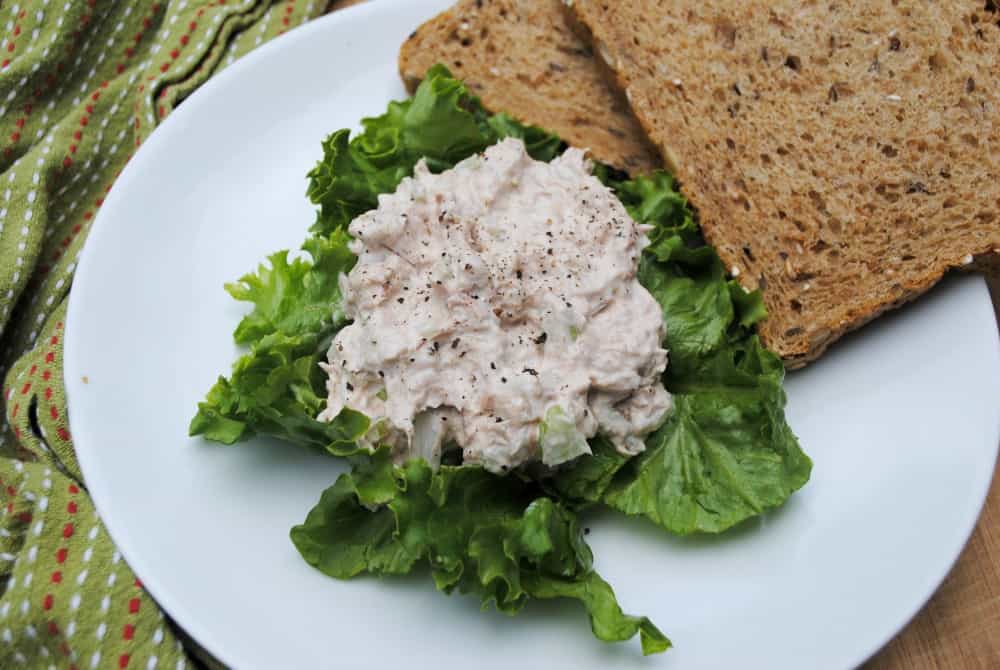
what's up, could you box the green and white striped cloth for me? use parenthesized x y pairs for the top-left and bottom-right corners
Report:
(0, 2), (345, 667)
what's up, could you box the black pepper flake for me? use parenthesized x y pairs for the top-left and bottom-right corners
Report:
(583, 528), (591, 536)
(490, 362), (496, 370)
(495, 417), (503, 423)
(451, 338), (461, 349)
(464, 263), (473, 271)
(501, 377), (507, 383)
(460, 351), (467, 358)
(345, 382), (354, 391)
(522, 368), (538, 376)
(547, 248), (553, 255)
(378, 370), (385, 378)
(409, 358), (415, 363)
(534, 332), (547, 344)
(432, 341), (440, 353)
(397, 297), (404, 304)
(516, 270), (523, 280)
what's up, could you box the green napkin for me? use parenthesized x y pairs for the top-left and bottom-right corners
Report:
(0, 1), (335, 667)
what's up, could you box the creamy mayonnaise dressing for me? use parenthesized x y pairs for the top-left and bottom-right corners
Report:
(319, 138), (671, 472)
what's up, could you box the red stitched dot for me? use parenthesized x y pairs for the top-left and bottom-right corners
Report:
(45, 352), (54, 363)
(5, 502), (13, 514)
(29, 365), (36, 376)
(85, 104), (93, 114)
(16, 512), (31, 523)
(50, 406), (58, 420)
(42, 370), (51, 380)
(56, 548), (68, 563)
(63, 645), (73, 658)
(91, 91), (100, 101)
(159, 62), (169, 72)
(68, 144), (77, 154)
(12, 26), (20, 37)
(15, 117), (24, 128)
(79, 116), (88, 126)
(189, 21), (197, 30)
(10, 131), (20, 142)
(23, 103), (32, 114)
(51, 571), (62, 583)
(62, 523), (74, 538)
(73, 223), (82, 233)
(62, 157), (72, 168)
(67, 501), (77, 514)
(116, 63), (125, 74)
(1, 59), (9, 68)
(143, 17), (151, 28)
(11, 404), (18, 418)
(128, 598), (140, 614)
(43, 594), (53, 610)
(68, 484), (79, 494)
(282, 16), (290, 25)
(125, 47), (135, 57)
(180, 35), (189, 46)
(134, 578), (143, 588)
(44, 388), (53, 400)
(119, 654), (130, 669)
(13, 427), (20, 440)
(6, 43), (15, 53)
(48, 621), (60, 635)
(123, 623), (135, 640)
(83, 211), (92, 219)
(20, 383), (31, 395)
(6, 486), (15, 496)
(170, 49), (178, 59)
(50, 335), (59, 345)
(95, 197), (104, 206)
(57, 427), (70, 441)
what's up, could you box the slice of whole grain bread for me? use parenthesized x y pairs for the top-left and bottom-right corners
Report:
(568, 0), (1000, 366)
(398, 0), (660, 174)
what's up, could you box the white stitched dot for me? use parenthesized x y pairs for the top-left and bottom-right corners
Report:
(146, 656), (158, 670)
(19, 599), (29, 616)
(66, 620), (75, 637)
(89, 651), (100, 669)
(69, 593), (81, 611)
(106, 572), (116, 587)
(23, 625), (36, 639)
(76, 569), (88, 585)
(82, 547), (93, 563)
(152, 627), (163, 644)
(95, 622), (106, 640)
(100, 595), (109, 612)
(22, 572), (31, 588)
(37, 497), (47, 512)
(87, 526), (98, 541)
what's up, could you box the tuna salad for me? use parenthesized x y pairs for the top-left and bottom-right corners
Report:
(319, 138), (672, 472)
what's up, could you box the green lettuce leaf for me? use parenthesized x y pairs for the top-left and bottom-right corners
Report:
(189, 230), (368, 455)
(551, 173), (810, 534)
(291, 449), (669, 655)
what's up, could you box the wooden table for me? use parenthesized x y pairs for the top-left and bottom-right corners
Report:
(325, 3), (1000, 665)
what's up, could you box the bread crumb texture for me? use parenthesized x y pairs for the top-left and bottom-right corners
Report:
(570, 0), (1000, 365)
(399, 0), (660, 174)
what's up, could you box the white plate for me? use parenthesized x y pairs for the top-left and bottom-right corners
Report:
(65, 1), (1000, 668)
